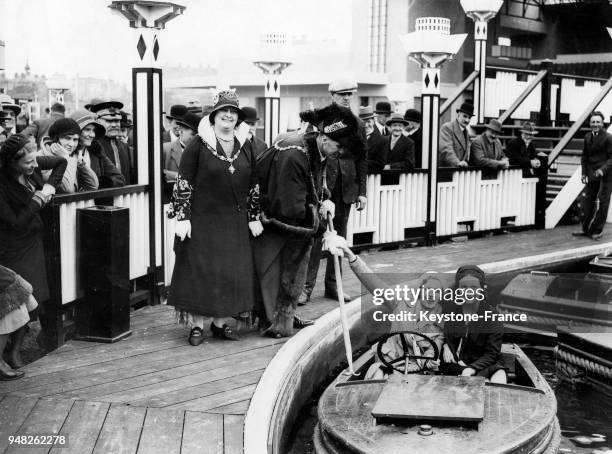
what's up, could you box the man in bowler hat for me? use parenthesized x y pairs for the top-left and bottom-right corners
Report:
(404, 108), (422, 168)
(90, 101), (132, 184)
(163, 104), (188, 143)
(360, 106), (387, 173)
(242, 106), (268, 157)
(470, 119), (509, 170)
(375, 101), (392, 136)
(439, 102), (474, 167)
(573, 111), (612, 240)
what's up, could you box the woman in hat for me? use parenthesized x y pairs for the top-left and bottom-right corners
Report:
(70, 110), (125, 188)
(0, 134), (67, 352)
(441, 265), (507, 383)
(40, 118), (99, 193)
(383, 113), (415, 171)
(168, 90), (262, 346)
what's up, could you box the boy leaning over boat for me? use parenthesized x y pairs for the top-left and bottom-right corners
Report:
(322, 233), (508, 383)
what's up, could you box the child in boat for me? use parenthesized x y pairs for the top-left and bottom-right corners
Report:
(322, 232), (445, 378)
(441, 265), (508, 384)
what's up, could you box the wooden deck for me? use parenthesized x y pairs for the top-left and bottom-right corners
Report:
(1, 224), (611, 453)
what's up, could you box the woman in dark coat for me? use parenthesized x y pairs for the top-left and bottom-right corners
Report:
(441, 265), (507, 383)
(168, 90), (262, 346)
(0, 134), (67, 355)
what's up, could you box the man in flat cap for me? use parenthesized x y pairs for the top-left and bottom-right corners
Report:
(90, 101), (132, 184)
(439, 102), (474, 167)
(299, 78), (367, 305)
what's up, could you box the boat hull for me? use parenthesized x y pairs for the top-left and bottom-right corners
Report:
(315, 345), (560, 454)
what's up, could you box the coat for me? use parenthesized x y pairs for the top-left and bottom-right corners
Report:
(163, 139), (184, 182)
(86, 142), (125, 188)
(386, 135), (415, 171)
(443, 301), (505, 374)
(406, 127), (423, 168)
(439, 120), (471, 167)
(249, 135), (268, 158)
(96, 136), (132, 184)
(581, 130), (612, 179)
(505, 137), (538, 177)
(167, 118), (259, 318)
(0, 156), (67, 303)
(470, 134), (506, 170)
(325, 121), (367, 204)
(366, 128), (388, 173)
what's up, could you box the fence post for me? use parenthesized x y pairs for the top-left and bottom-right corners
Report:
(535, 155), (549, 229)
(539, 60), (554, 127)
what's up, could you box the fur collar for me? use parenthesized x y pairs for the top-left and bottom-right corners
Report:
(197, 115), (250, 150)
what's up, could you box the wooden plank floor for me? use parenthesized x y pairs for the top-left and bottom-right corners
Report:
(0, 224), (609, 453)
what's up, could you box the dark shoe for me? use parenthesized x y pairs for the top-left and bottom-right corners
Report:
(297, 291), (310, 307)
(572, 231), (589, 237)
(188, 327), (205, 346)
(6, 357), (24, 369)
(324, 289), (351, 303)
(0, 368), (24, 381)
(293, 316), (314, 329)
(210, 323), (240, 341)
(591, 233), (604, 241)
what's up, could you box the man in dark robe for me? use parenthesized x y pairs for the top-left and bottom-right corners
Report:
(253, 104), (364, 337)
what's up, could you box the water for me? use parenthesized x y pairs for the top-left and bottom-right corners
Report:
(288, 343), (612, 454)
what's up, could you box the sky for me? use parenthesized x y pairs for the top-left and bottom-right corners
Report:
(0, 0), (352, 84)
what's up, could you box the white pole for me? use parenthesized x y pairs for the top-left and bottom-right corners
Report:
(328, 214), (355, 375)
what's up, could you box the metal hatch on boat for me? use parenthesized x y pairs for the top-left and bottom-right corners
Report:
(370, 375), (486, 425)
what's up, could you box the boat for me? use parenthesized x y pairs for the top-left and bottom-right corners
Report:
(497, 271), (612, 335)
(555, 328), (612, 396)
(314, 331), (560, 454)
(589, 249), (612, 274)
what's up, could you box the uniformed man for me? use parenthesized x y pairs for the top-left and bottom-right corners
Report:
(90, 101), (132, 184)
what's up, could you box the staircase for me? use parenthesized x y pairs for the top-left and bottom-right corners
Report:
(473, 124), (587, 207)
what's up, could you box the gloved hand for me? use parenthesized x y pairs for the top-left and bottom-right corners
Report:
(175, 219), (191, 241)
(319, 200), (335, 220)
(248, 220), (264, 237)
(49, 142), (70, 157)
(41, 184), (56, 196)
(322, 230), (347, 257)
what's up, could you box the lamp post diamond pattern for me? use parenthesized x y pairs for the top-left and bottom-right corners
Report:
(109, 0), (185, 303)
(461, 0), (504, 124)
(400, 17), (466, 244)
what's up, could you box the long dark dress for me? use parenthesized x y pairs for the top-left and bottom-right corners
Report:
(168, 133), (259, 318)
(0, 156), (67, 303)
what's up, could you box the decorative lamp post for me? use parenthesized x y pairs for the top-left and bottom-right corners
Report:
(253, 33), (291, 146)
(460, 0), (503, 125)
(48, 87), (69, 106)
(109, 1), (184, 304)
(399, 18), (466, 243)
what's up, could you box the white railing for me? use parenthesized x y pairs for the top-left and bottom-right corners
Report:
(485, 71), (543, 120)
(560, 78), (612, 121)
(54, 187), (150, 305)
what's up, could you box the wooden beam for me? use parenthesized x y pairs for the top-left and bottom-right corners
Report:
(439, 70), (479, 117)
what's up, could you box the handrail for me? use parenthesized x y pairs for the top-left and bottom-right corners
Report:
(553, 72), (608, 83)
(52, 184), (149, 205)
(439, 70), (479, 116)
(498, 69), (548, 124)
(487, 65), (541, 75)
(547, 75), (612, 166)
